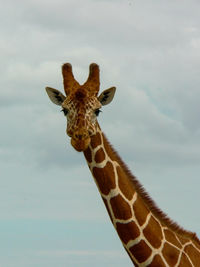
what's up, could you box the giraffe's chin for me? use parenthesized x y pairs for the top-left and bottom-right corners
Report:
(71, 137), (91, 152)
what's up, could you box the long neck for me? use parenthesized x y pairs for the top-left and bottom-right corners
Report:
(83, 127), (200, 266)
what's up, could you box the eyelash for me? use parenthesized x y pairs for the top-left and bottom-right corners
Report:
(95, 109), (102, 116)
(61, 108), (68, 116)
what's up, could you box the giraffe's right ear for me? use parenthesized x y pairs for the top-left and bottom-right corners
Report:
(45, 87), (66, 106)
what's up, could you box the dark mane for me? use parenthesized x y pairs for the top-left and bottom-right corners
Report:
(102, 133), (200, 246)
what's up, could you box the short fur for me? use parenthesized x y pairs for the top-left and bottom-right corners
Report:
(102, 133), (200, 246)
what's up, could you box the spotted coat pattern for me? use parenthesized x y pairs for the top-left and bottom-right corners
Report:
(46, 63), (200, 266)
(84, 127), (200, 266)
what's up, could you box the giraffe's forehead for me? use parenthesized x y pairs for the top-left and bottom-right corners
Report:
(63, 88), (101, 111)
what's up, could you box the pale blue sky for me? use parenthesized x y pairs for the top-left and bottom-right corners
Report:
(1, 0), (200, 266)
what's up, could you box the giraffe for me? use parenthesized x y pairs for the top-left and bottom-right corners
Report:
(45, 63), (200, 266)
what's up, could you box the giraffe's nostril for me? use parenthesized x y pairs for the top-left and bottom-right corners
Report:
(74, 132), (88, 140)
(75, 134), (83, 140)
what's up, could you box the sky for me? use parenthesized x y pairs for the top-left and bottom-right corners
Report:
(1, 0), (200, 266)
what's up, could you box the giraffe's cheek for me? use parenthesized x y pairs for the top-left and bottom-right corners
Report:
(66, 129), (73, 137)
(71, 137), (91, 152)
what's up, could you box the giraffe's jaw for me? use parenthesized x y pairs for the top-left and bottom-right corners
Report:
(71, 137), (91, 152)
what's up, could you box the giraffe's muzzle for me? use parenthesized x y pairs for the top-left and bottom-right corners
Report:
(71, 130), (91, 152)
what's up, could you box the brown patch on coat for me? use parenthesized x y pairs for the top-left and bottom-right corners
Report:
(162, 242), (179, 265)
(102, 198), (113, 223)
(110, 194), (132, 220)
(92, 161), (116, 195)
(84, 146), (92, 163)
(143, 216), (163, 249)
(133, 196), (150, 226)
(90, 132), (102, 149)
(116, 221), (140, 244)
(95, 147), (105, 163)
(129, 240), (152, 263)
(117, 166), (135, 201)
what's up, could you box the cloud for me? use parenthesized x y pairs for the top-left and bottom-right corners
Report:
(38, 249), (127, 258)
(1, 1), (200, 266)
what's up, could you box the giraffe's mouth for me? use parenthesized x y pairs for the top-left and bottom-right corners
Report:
(71, 137), (91, 152)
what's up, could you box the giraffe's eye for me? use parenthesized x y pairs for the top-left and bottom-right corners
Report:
(61, 108), (69, 116)
(94, 109), (102, 116)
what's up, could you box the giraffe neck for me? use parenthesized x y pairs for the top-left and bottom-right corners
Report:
(83, 126), (200, 266)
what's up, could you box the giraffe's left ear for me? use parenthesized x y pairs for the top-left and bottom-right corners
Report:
(98, 87), (116, 106)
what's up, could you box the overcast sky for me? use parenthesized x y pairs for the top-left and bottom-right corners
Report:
(1, 0), (200, 266)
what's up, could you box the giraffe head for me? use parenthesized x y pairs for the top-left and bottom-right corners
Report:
(46, 63), (116, 152)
